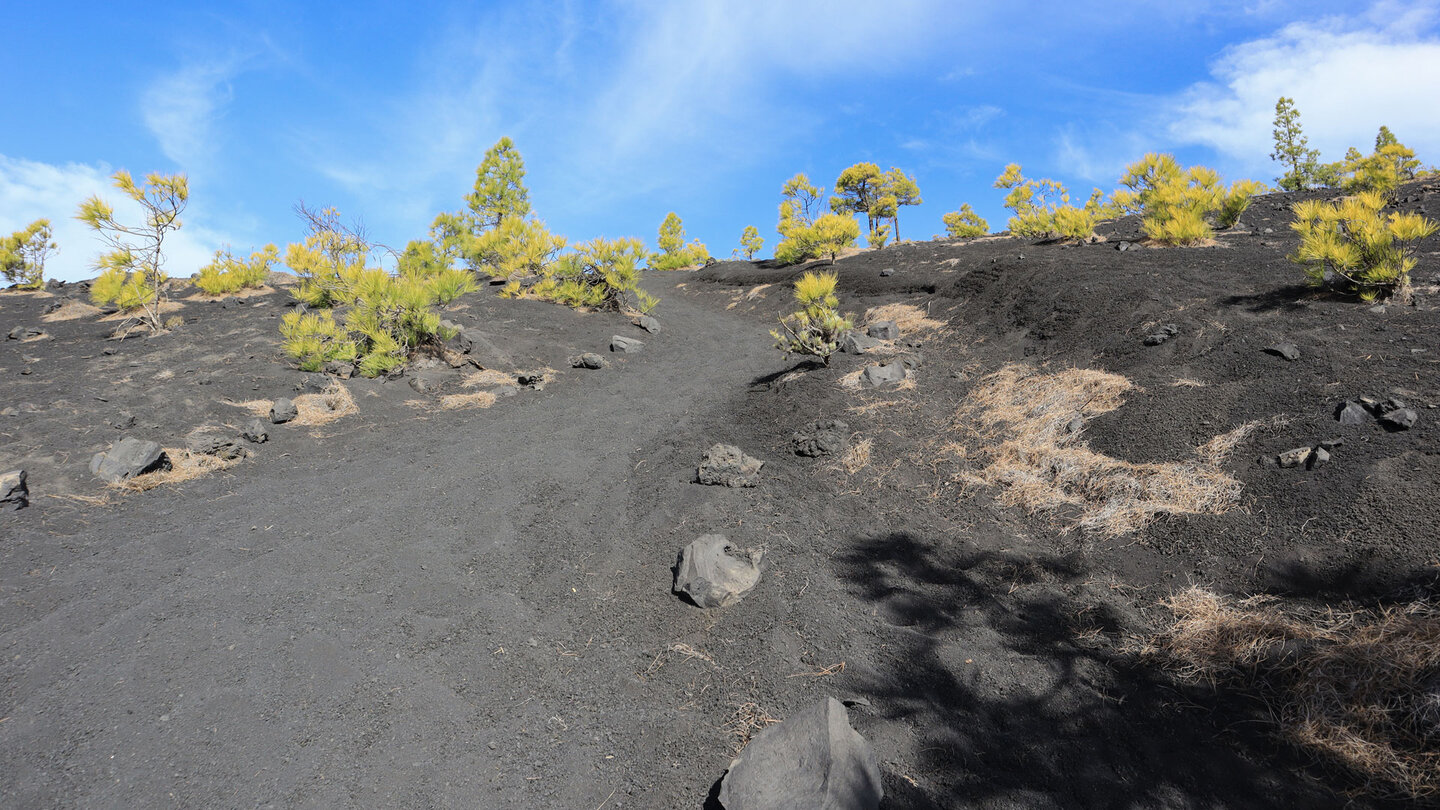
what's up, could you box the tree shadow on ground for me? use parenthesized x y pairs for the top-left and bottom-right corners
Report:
(1220, 285), (1319, 313)
(832, 532), (1412, 810)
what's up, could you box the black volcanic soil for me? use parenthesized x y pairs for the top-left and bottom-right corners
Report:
(3, 183), (1439, 809)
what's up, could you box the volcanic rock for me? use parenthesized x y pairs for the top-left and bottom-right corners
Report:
(270, 398), (298, 424)
(1264, 342), (1301, 361)
(673, 534), (763, 609)
(1379, 408), (1418, 431)
(90, 438), (170, 484)
(1337, 401), (1369, 425)
(636, 315), (661, 334)
(697, 443), (763, 488)
(718, 697), (883, 810)
(860, 363), (906, 388)
(1277, 447), (1313, 469)
(242, 419), (269, 444)
(185, 429), (246, 460)
(866, 320), (899, 340)
(570, 353), (606, 370)
(1, 469), (28, 511)
(839, 332), (882, 355)
(611, 335), (644, 353)
(791, 420), (850, 458)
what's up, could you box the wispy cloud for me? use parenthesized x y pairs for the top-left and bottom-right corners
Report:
(141, 58), (245, 171)
(0, 155), (230, 282)
(1167, 1), (1440, 174)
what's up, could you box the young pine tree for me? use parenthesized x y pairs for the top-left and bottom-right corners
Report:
(942, 204), (988, 238)
(1270, 97), (1320, 191)
(735, 225), (764, 260)
(467, 136), (531, 230)
(1290, 191), (1438, 301)
(1, 219), (56, 289)
(77, 171), (188, 331)
(195, 244), (279, 295)
(770, 269), (853, 365)
(649, 212), (709, 270)
(879, 168), (922, 241)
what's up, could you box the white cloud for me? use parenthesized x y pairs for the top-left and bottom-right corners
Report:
(1168, 2), (1440, 173)
(141, 59), (244, 170)
(0, 155), (229, 283)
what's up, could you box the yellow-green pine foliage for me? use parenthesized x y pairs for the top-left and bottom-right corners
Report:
(879, 168), (922, 241)
(195, 244), (278, 295)
(942, 204), (989, 238)
(993, 163), (1071, 238)
(464, 216), (567, 280)
(77, 171), (188, 327)
(280, 310), (359, 372)
(810, 213), (860, 263)
(532, 237), (657, 313)
(770, 269), (853, 364)
(781, 173), (824, 222)
(1270, 97), (1321, 191)
(285, 207), (370, 307)
(649, 212), (709, 271)
(1119, 154), (1261, 245)
(1341, 129), (1421, 199)
(467, 136), (531, 230)
(0, 218), (55, 289)
(775, 175), (823, 264)
(736, 225), (764, 260)
(868, 195), (897, 248)
(1290, 191), (1438, 301)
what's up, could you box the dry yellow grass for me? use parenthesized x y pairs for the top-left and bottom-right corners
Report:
(1170, 378), (1208, 388)
(953, 363), (1241, 535)
(41, 300), (102, 322)
(438, 390), (497, 411)
(863, 303), (947, 334)
(463, 369), (518, 388)
(1196, 416), (1288, 466)
(118, 448), (243, 491)
(1154, 588), (1440, 800)
(293, 383), (358, 426)
(184, 285), (276, 303)
(745, 283), (772, 300)
(839, 438), (872, 474)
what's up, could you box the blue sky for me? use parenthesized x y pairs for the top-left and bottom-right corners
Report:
(4, 0), (1440, 282)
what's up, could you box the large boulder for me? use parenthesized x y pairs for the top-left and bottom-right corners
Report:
(90, 438), (170, 484)
(697, 444), (763, 488)
(792, 420), (850, 458)
(718, 697), (883, 810)
(1, 469), (28, 511)
(673, 534), (763, 608)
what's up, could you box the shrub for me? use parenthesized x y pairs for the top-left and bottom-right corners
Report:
(942, 204), (988, 238)
(735, 225), (764, 260)
(1290, 191), (1438, 301)
(831, 163), (922, 243)
(1, 219), (55, 289)
(993, 163), (1107, 240)
(195, 244), (278, 295)
(77, 171), (188, 330)
(1341, 130), (1422, 200)
(770, 270), (853, 365)
(466, 136), (531, 230)
(280, 206), (466, 376)
(527, 237), (657, 313)
(460, 216), (567, 281)
(776, 175), (860, 265)
(1117, 154), (1262, 245)
(649, 212), (708, 271)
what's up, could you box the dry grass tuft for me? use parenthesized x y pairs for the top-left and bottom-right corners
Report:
(1196, 416), (1288, 466)
(954, 363), (1241, 535)
(184, 285), (276, 303)
(463, 368), (518, 388)
(723, 702), (781, 752)
(745, 283), (772, 300)
(293, 383), (358, 426)
(438, 390), (497, 411)
(42, 300), (102, 322)
(1171, 377), (1208, 388)
(839, 438), (872, 474)
(119, 448), (243, 491)
(1153, 588), (1440, 799)
(100, 300), (184, 321)
(864, 302), (947, 334)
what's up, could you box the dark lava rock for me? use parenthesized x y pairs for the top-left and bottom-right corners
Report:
(1308, 447), (1331, 469)
(1143, 324), (1180, 346)
(636, 315), (661, 333)
(242, 419), (269, 444)
(1337, 401), (1369, 425)
(1116, 241), (1133, 251)
(323, 360), (355, 379)
(7, 325), (43, 340)
(185, 429), (246, 460)
(791, 420), (850, 458)
(879, 268), (894, 277)
(110, 411), (136, 430)
(1, 469), (28, 511)
(866, 320), (899, 340)
(1379, 408), (1418, 431)
(839, 331), (882, 355)
(517, 372), (545, 387)
(673, 534), (763, 609)
(697, 443), (763, 488)
(1277, 447), (1313, 469)
(611, 335), (644, 353)
(90, 438), (170, 484)
(453, 329), (513, 369)
(718, 697), (883, 810)
(408, 367), (456, 395)
(860, 363), (907, 389)
(270, 398), (298, 424)
(570, 353), (606, 370)
(1264, 342), (1301, 361)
